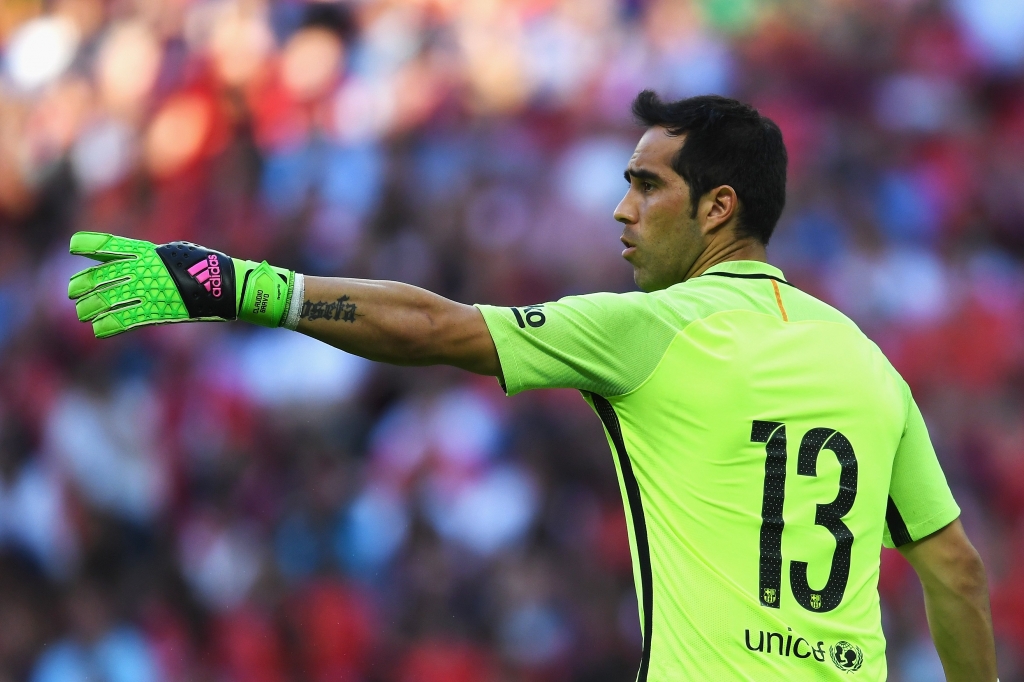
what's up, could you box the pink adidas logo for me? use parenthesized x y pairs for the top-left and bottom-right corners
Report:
(187, 254), (223, 298)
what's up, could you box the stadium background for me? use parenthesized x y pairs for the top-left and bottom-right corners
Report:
(0, 0), (1022, 680)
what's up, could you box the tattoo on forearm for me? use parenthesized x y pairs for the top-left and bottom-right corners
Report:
(300, 296), (359, 323)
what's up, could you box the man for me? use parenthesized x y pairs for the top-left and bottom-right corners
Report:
(68, 91), (997, 681)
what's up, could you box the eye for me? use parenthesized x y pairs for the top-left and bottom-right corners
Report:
(642, 181), (654, 192)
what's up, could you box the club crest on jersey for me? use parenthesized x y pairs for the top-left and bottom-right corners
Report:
(762, 588), (777, 605)
(830, 641), (864, 673)
(187, 254), (222, 298)
(810, 593), (822, 610)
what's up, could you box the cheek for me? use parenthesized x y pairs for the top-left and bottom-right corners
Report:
(642, 195), (689, 242)
(638, 198), (669, 236)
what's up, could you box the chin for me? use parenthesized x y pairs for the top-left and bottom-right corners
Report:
(634, 270), (674, 293)
(633, 270), (657, 293)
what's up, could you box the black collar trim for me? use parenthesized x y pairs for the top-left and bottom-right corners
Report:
(700, 271), (792, 286)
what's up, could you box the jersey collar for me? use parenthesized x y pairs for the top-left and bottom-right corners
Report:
(697, 260), (790, 285)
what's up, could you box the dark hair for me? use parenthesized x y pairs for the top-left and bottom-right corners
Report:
(631, 90), (787, 244)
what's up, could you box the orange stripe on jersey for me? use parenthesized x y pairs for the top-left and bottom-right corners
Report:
(771, 280), (788, 321)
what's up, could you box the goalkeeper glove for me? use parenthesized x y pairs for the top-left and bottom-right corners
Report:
(68, 232), (303, 338)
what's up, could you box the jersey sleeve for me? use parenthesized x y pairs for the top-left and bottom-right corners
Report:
(883, 387), (961, 548)
(475, 292), (679, 397)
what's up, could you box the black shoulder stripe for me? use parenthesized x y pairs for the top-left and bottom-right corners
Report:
(886, 496), (913, 547)
(700, 271), (793, 286)
(590, 393), (652, 682)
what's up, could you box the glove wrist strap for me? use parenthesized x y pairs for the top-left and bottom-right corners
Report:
(233, 259), (296, 328)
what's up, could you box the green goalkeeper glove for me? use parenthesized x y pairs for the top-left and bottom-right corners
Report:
(68, 232), (299, 338)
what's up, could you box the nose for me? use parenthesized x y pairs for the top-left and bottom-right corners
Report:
(614, 190), (637, 225)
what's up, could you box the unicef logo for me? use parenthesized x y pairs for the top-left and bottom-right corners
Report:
(829, 641), (864, 673)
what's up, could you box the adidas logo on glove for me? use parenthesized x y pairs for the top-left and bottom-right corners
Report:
(187, 254), (223, 298)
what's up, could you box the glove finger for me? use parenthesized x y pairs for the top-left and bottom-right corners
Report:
(69, 232), (154, 263)
(91, 297), (190, 338)
(75, 286), (136, 322)
(68, 264), (133, 300)
(92, 310), (130, 338)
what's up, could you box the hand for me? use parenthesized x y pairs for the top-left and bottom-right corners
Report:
(68, 232), (294, 338)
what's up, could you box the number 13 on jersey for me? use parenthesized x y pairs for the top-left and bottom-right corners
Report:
(750, 420), (859, 613)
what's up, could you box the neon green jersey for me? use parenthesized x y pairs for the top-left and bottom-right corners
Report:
(476, 260), (959, 682)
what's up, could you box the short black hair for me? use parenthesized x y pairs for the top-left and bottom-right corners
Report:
(631, 90), (787, 244)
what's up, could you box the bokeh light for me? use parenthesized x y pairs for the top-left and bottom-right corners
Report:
(206, 2), (274, 87)
(144, 93), (215, 178)
(281, 26), (345, 102)
(4, 15), (79, 91)
(96, 21), (162, 115)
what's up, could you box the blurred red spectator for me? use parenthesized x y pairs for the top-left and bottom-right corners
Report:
(397, 640), (500, 682)
(213, 603), (287, 682)
(287, 579), (377, 682)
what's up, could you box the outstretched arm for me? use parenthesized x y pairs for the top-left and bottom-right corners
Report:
(295, 276), (500, 376)
(898, 519), (997, 682)
(66, 233), (501, 377)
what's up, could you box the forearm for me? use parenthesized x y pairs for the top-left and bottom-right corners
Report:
(920, 565), (997, 682)
(295, 275), (500, 375)
(901, 521), (998, 682)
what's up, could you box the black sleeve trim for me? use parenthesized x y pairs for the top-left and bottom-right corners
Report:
(886, 496), (913, 547)
(700, 271), (793, 286)
(590, 393), (652, 682)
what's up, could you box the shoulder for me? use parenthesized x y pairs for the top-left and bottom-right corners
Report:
(553, 289), (706, 336)
(646, 275), (762, 327)
(777, 285), (911, 400)
(553, 289), (652, 311)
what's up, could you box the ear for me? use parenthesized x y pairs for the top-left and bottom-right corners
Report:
(698, 185), (738, 236)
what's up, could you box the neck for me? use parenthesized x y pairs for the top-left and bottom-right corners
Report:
(683, 238), (767, 281)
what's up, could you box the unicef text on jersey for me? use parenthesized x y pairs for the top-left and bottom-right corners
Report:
(744, 629), (865, 673)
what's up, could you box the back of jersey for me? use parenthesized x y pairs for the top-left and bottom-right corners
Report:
(476, 260), (960, 682)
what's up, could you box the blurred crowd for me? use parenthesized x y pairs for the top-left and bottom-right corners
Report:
(1, 0), (1024, 680)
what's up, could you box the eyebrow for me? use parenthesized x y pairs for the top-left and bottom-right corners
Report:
(624, 167), (664, 184)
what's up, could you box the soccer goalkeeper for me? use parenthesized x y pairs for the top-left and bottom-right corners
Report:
(68, 92), (997, 682)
